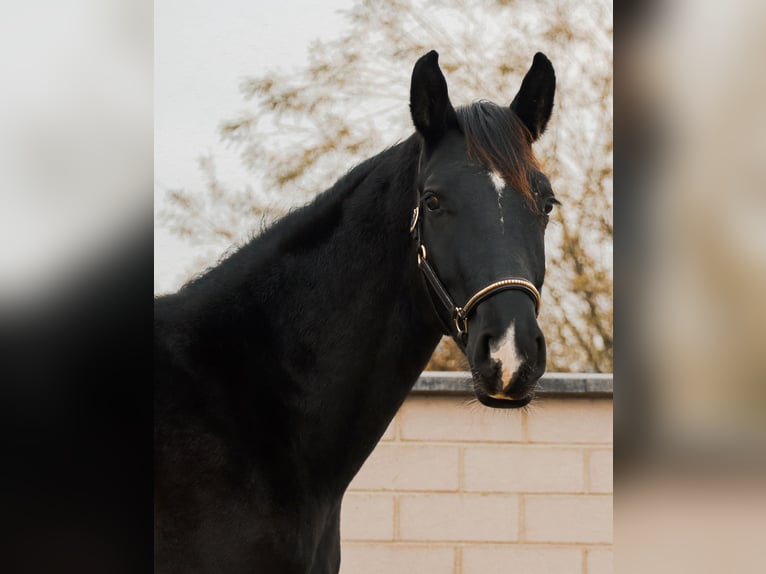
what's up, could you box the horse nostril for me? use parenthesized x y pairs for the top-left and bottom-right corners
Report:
(516, 324), (545, 369)
(473, 333), (492, 366)
(480, 333), (492, 358)
(469, 332), (497, 378)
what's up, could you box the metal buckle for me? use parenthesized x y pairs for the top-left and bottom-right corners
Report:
(417, 244), (427, 264)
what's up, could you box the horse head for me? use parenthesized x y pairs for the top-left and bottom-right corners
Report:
(410, 51), (557, 408)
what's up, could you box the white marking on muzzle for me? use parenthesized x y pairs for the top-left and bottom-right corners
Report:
(489, 323), (522, 391)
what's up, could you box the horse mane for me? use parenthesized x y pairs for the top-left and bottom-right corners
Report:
(173, 136), (420, 298)
(456, 101), (541, 207)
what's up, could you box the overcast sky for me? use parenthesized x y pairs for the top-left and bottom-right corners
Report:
(155, 0), (352, 293)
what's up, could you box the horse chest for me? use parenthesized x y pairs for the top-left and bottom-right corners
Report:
(156, 481), (342, 574)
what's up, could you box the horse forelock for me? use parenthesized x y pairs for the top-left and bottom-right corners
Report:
(456, 101), (541, 210)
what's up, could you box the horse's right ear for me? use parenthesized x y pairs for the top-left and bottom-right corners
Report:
(410, 51), (456, 142)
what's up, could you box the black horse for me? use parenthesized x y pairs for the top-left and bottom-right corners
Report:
(155, 51), (557, 574)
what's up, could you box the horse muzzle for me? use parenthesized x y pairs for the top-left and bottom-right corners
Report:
(465, 297), (546, 409)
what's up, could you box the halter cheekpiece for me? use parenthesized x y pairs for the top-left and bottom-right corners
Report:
(410, 197), (541, 343)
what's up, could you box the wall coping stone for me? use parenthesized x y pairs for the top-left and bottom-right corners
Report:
(412, 372), (613, 398)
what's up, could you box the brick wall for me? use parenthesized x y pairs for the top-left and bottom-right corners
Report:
(339, 381), (613, 574)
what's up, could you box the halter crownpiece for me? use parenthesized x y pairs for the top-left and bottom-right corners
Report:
(410, 204), (542, 343)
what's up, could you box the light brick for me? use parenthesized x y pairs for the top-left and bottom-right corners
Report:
(399, 494), (519, 542)
(464, 446), (584, 493)
(462, 546), (582, 574)
(348, 444), (459, 491)
(339, 543), (454, 574)
(340, 493), (394, 541)
(587, 548), (613, 574)
(525, 495), (612, 543)
(400, 396), (523, 442)
(526, 399), (613, 444)
(588, 450), (613, 493)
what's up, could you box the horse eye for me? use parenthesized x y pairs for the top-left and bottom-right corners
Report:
(544, 200), (555, 215)
(424, 193), (441, 211)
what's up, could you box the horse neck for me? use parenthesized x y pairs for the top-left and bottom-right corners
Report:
(169, 136), (444, 494)
(279, 138), (443, 490)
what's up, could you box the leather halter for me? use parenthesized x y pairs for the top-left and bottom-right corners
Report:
(410, 201), (542, 344)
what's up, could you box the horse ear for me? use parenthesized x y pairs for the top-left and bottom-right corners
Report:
(510, 52), (556, 142)
(410, 50), (457, 142)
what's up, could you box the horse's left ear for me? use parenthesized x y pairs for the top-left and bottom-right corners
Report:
(410, 50), (457, 142)
(510, 52), (556, 142)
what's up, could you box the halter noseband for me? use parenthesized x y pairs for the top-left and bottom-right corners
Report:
(410, 201), (541, 343)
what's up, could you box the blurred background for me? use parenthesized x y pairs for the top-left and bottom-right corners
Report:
(624, 0), (766, 454)
(616, 1), (766, 572)
(0, 1), (152, 572)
